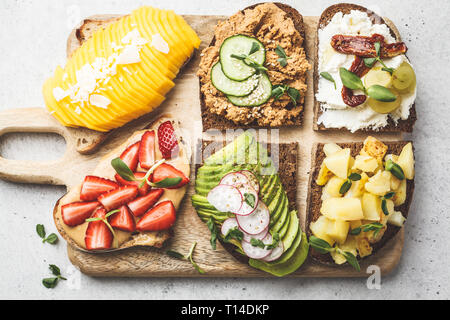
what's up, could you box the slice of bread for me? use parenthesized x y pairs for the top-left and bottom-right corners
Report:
(306, 141), (415, 265)
(200, 2), (308, 131)
(195, 139), (298, 263)
(313, 3), (417, 133)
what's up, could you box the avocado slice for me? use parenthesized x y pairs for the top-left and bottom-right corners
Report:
(249, 231), (309, 277)
(282, 210), (299, 251)
(278, 211), (291, 239)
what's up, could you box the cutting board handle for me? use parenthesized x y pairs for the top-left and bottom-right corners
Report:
(0, 107), (77, 186)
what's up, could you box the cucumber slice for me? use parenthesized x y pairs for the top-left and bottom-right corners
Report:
(219, 35), (265, 81)
(211, 63), (260, 96)
(227, 73), (272, 107)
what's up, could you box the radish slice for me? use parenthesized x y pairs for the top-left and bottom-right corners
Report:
(221, 218), (239, 236)
(207, 185), (242, 213)
(220, 172), (250, 188)
(235, 185), (258, 216)
(236, 201), (270, 235)
(239, 170), (260, 193)
(242, 226), (268, 242)
(262, 241), (284, 262)
(241, 233), (273, 259)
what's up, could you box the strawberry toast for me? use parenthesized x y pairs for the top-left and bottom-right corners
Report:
(53, 116), (190, 251)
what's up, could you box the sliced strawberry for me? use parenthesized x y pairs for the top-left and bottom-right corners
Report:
(80, 176), (119, 201)
(109, 205), (136, 232)
(139, 130), (156, 170)
(98, 185), (138, 211)
(151, 163), (189, 189)
(61, 201), (100, 226)
(120, 141), (140, 172)
(115, 172), (150, 196)
(85, 207), (113, 250)
(136, 201), (176, 231)
(158, 121), (179, 159)
(127, 189), (164, 217)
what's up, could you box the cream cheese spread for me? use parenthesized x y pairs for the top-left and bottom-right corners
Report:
(316, 10), (416, 132)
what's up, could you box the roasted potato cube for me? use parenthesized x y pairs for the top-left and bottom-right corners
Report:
(324, 148), (351, 179)
(327, 219), (350, 245)
(321, 198), (364, 221)
(393, 179), (407, 206)
(316, 163), (333, 186)
(361, 192), (382, 221)
(310, 215), (335, 246)
(365, 170), (391, 196)
(353, 155), (378, 173)
(361, 136), (388, 163)
(323, 143), (342, 157)
(397, 142), (415, 179)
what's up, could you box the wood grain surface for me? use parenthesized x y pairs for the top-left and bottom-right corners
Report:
(0, 14), (407, 277)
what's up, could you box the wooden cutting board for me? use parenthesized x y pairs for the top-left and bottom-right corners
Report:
(0, 14), (406, 277)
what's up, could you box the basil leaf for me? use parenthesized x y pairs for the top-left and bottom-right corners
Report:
(249, 42), (260, 55)
(42, 277), (59, 289)
(339, 68), (364, 91)
(364, 57), (377, 68)
(339, 180), (352, 195)
(385, 159), (405, 180)
(348, 173), (361, 181)
(44, 233), (58, 244)
(342, 251), (361, 272)
(36, 224), (45, 239)
(366, 85), (397, 102)
(287, 87), (300, 105)
(224, 227), (244, 242)
(166, 250), (186, 260)
(111, 157), (136, 182)
(152, 177), (182, 188)
(206, 217), (218, 250)
(244, 193), (256, 208)
(349, 227), (362, 236)
(374, 42), (381, 57)
(384, 191), (395, 200)
(250, 238), (266, 249)
(309, 236), (333, 254)
(320, 72), (336, 89)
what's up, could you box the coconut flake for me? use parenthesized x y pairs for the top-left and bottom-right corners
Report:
(89, 94), (111, 109)
(116, 45), (141, 65)
(52, 87), (68, 102)
(151, 33), (169, 54)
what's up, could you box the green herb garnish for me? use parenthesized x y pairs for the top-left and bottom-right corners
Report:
(320, 72), (337, 89)
(339, 172), (362, 195)
(250, 232), (280, 250)
(349, 222), (384, 237)
(244, 193), (256, 208)
(206, 217), (218, 250)
(166, 241), (205, 274)
(275, 45), (291, 67)
(223, 227), (244, 242)
(385, 159), (405, 180)
(363, 42), (394, 74)
(230, 47), (267, 73)
(381, 191), (395, 215)
(309, 236), (360, 271)
(85, 209), (119, 238)
(36, 224), (58, 244)
(339, 67), (396, 102)
(42, 264), (66, 289)
(271, 84), (301, 105)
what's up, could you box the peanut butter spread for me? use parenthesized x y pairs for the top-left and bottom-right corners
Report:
(198, 3), (311, 126)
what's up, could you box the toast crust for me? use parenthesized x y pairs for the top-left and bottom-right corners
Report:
(199, 2), (308, 132)
(306, 141), (415, 265)
(313, 3), (417, 133)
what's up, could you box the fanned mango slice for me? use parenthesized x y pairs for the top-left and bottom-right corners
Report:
(43, 6), (200, 132)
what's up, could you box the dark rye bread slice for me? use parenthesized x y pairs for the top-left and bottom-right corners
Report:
(313, 3), (417, 133)
(195, 139), (298, 265)
(200, 2), (307, 131)
(306, 141), (415, 265)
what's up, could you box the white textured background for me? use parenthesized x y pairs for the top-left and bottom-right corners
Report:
(0, 0), (449, 300)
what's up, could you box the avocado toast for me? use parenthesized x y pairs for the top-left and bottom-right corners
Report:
(191, 132), (308, 276)
(313, 3), (417, 133)
(306, 137), (415, 267)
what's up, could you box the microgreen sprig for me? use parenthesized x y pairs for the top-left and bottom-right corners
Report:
(349, 222), (384, 237)
(85, 209), (119, 237)
(320, 72), (337, 89)
(339, 67), (397, 102)
(223, 227), (244, 242)
(363, 42), (395, 74)
(230, 42), (267, 72)
(385, 159), (405, 180)
(275, 45), (292, 67)
(309, 236), (360, 271)
(36, 224), (58, 244)
(42, 264), (67, 289)
(206, 217), (218, 250)
(381, 191), (396, 215)
(166, 241), (205, 274)
(250, 232), (280, 250)
(271, 84), (301, 105)
(339, 172), (362, 195)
